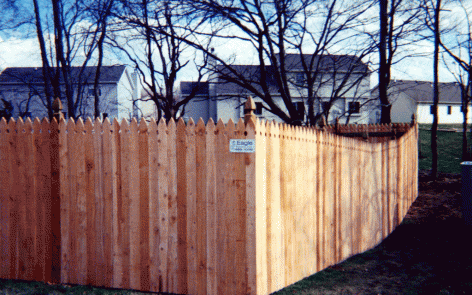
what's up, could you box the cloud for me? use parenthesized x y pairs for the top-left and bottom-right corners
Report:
(0, 37), (42, 68)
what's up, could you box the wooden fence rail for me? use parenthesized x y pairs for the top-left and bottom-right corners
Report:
(0, 115), (418, 295)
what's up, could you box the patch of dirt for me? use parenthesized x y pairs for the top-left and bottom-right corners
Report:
(275, 170), (472, 295)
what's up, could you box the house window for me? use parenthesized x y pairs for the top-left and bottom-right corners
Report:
(295, 72), (305, 85)
(430, 105), (434, 114)
(294, 102), (305, 114)
(88, 88), (101, 97)
(348, 101), (360, 114)
(255, 102), (263, 115)
(447, 105), (452, 115)
(321, 101), (330, 112)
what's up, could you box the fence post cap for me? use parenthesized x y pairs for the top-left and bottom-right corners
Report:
(52, 97), (65, 121)
(52, 97), (63, 112)
(244, 96), (256, 124)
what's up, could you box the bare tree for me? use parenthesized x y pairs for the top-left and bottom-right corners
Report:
(109, 0), (211, 122)
(25, 0), (117, 119)
(375, 0), (425, 123)
(179, 0), (375, 125)
(439, 0), (472, 160)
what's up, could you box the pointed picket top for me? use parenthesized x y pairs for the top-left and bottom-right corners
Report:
(266, 119), (273, 138)
(157, 116), (167, 134)
(33, 117), (41, 131)
(186, 117), (195, 137)
(84, 117), (93, 129)
(206, 117), (215, 135)
(215, 118), (225, 137)
(139, 117), (148, 133)
(227, 118), (235, 137)
(130, 117), (138, 133)
(167, 117), (176, 137)
(196, 117), (205, 136)
(0, 118), (6, 133)
(85, 117), (94, 130)
(187, 117), (195, 127)
(94, 116), (102, 126)
(7, 117), (16, 133)
(120, 118), (129, 132)
(149, 117), (157, 126)
(148, 118), (157, 135)
(76, 118), (85, 133)
(16, 117), (25, 133)
(24, 117), (33, 133)
(66, 117), (75, 133)
(236, 117), (245, 136)
(102, 117), (111, 131)
(111, 118), (120, 135)
(176, 117), (186, 133)
(0, 119), (6, 136)
(50, 116), (59, 129)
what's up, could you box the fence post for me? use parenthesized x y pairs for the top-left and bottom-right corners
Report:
(49, 114), (61, 283)
(244, 96), (256, 125)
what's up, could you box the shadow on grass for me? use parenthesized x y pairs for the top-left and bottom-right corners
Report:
(273, 217), (472, 295)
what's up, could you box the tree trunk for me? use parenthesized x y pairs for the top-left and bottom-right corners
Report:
(431, 0), (441, 179)
(379, 0), (391, 123)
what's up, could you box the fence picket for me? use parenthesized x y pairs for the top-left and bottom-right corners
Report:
(138, 118), (150, 291)
(0, 118), (10, 279)
(84, 118), (96, 285)
(101, 118), (113, 288)
(0, 116), (419, 295)
(185, 118), (197, 294)
(205, 119), (217, 295)
(93, 118), (106, 287)
(157, 118), (169, 292)
(167, 118), (178, 292)
(176, 118), (188, 294)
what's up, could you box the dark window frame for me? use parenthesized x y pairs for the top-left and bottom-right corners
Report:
(348, 101), (360, 114)
(255, 102), (263, 115)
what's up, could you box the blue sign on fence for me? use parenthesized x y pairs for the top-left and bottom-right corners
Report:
(229, 139), (255, 153)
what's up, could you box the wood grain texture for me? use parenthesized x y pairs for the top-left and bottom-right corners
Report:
(0, 117), (419, 295)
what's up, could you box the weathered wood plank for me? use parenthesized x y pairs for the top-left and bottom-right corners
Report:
(0, 118), (11, 279)
(101, 118), (114, 288)
(85, 118), (96, 285)
(244, 117), (257, 295)
(185, 118), (197, 294)
(148, 118), (159, 293)
(75, 119), (87, 285)
(166, 118), (178, 293)
(157, 118), (169, 292)
(128, 118), (140, 290)
(195, 118), (207, 295)
(175, 118), (188, 294)
(138, 118), (150, 291)
(119, 119), (130, 289)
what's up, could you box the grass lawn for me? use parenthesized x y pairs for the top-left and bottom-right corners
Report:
(419, 124), (471, 174)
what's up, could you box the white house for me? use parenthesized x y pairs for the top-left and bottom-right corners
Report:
(181, 54), (371, 124)
(0, 65), (140, 120)
(375, 80), (471, 124)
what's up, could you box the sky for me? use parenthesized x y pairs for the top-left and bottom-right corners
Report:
(0, 0), (465, 88)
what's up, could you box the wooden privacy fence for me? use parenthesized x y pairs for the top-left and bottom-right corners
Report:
(0, 115), (418, 295)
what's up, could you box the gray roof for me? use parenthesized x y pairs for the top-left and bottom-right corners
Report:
(180, 81), (210, 96)
(282, 54), (369, 73)
(389, 80), (462, 104)
(0, 65), (127, 85)
(212, 54), (368, 95)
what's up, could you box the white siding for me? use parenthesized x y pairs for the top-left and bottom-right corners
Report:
(417, 103), (472, 124)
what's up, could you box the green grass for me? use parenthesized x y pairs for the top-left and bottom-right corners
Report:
(0, 279), (155, 295)
(419, 124), (470, 174)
